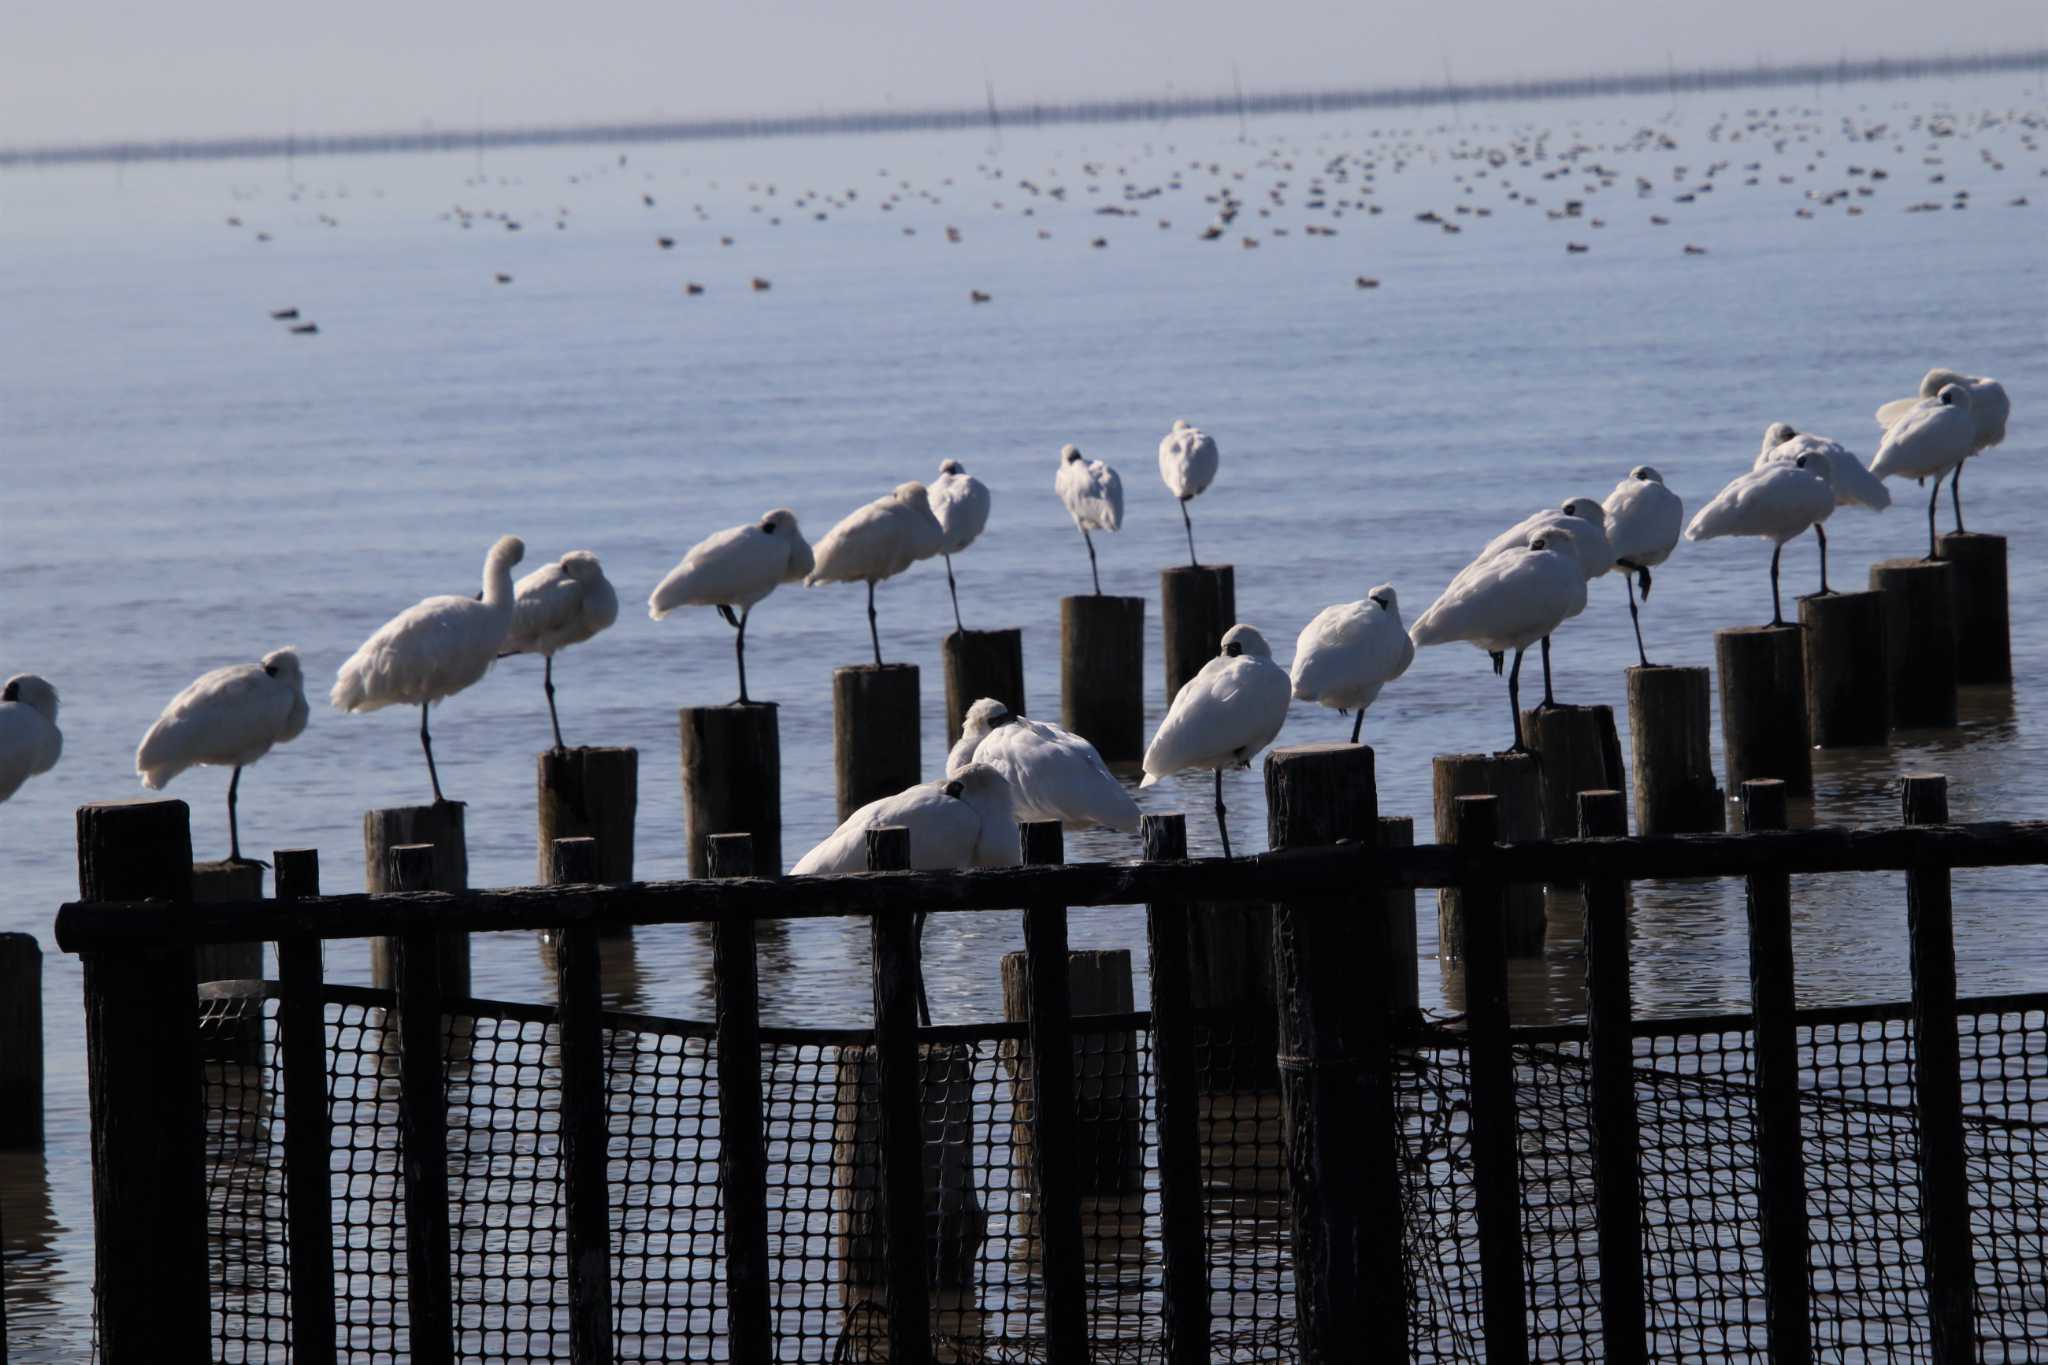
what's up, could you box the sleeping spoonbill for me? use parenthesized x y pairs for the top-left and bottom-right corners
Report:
(927, 459), (991, 633)
(650, 509), (813, 703)
(1158, 419), (1220, 567)
(1684, 451), (1835, 624)
(0, 676), (63, 803)
(1439, 499), (1613, 708)
(1876, 369), (2009, 534)
(1288, 585), (1414, 744)
(806, 483), (944, 666)
(136, 648), (309, 862)
(330, 534), (525, 804)
(1409, 531), (1587, 752)
(1754, 424), (1890, 511)
(1055, 444), (1124, 595)
(1140, 624), (1291, 859)
(946, 697), (1140, 832)
(502, 551), (618, 749)
(1601, 467), (1684, 667)
(1870, 384), (1980, 558)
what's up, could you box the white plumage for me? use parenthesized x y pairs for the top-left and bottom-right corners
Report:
(1055, 444), (1124, 594)
(1870, 383), (1982, 558)
(1685, 451), (1835, 624)
(946, 698), (1140, 832)
(806, 483), (945, 666)
(0, 675), (63, 804)
(503, 550), (618, 749)
(1754, 424), (1890, 511)
(1433, 499), (1612, 709)
(1876, 369), (2009, 452)
(650, 509), (813, 703)
(1288, 586), (1415, 744)
(928, 459), (992, 634)
(791, 763), (1022, 874)
(136, 648), (309, 861)
(1602, 466), (1685, 667)
(1140, 624), (1291, 858)
(330, 533), (525, 803)
(1158, 418), (1220, 566)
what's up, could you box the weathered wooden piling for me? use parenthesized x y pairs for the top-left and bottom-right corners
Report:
(680, 704), (781, 878)
(0, 934), (43, 1150)
(272, 849), (337, 1365)
(1798, 591), (1889, 747)
(1939, 531), (2011, 685)
(386, 841), (454, 1364)
(191, 860), (263, 984)
(1716, 625), (1812, 798)
(546, 837), (614, 1365)
(833, 665), (921, 821)
(1625, 665), (1724, 835)
(1161, 564), (1235, 703)
(1379, 816), (1421, 1018)
(1434, 753), (1544, 956)
(1140, 813), (1210, 1363)
(1060, 595), (1144, 762)
(1001, 947), (1141, 1205)
(1871, 558), (1959, 729)
(536, 745), (637, 884)
(366, 804), (470, 998)
(1517, 704), (1626, 839)
(941, 629), (1026, 749)
(708, 834), (773, 1364)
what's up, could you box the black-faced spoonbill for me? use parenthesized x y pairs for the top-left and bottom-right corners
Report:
(1685, 452), (1835, 623)
(1140, 624), (1291, 858)
(1437, 500), (1613, 708)
(1870, 384), (1981, 558)
(1876, 369), (2009, 535)
(806, 484), (944, 667)
(0, 676), (62, 803)
(649, 509), (813, 704)
(946, 697), (1140, 832)
(1158, 419), (1220, 567)
(1054, 444), (1123, 595)
(927, 459), (991, 634)
(1289, 585), (1415, 744)
(1601, 467), (1684, 667)
(502, 551), (618, 750)
(136, 648), (309, 862)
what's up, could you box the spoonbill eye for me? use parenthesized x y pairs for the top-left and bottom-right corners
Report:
(944, 781), (963, 798)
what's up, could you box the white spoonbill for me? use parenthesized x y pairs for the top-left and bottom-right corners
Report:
(1140, 624), (1291, 859)
(1410, 531), (1588, 752)
(650, 509), (813, 703)
(806, 483), (944, 666)
(792, 763), (1022, 874)
(1684, 451), (1835, 624)
(1754, 424), (1890, 511)
(1869, 384), (1981, 559)
(1055, 444), (1124, 595)
(1876, 369), (2009, 535)
(1602, 467), (1684, 667)
(1158, 419), (1220, 567)
(1289, 586), (1414, 744)
(1440, 499), (1613, 708)
(946, 698), (1140, 832)
(136, 648), (309, 862)
(330, 534), (525, 804)
(927, 460), (991, 634)
(0, 675), (62, 803)
(502, 551), (618, 750)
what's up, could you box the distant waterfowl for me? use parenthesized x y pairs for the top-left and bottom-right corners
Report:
(330, 535), (525, 804)
(651, 509), (813, 703)
(0, 676), (63, 803)
(1754, 424), (1891, 511)
(289, 323), (318, 335)
(1140, 624), (1291, 858)
(1354, 276), (1380, 288)
(1870, 384), (1979, 556)
(495, 273), (513, 284)
(751, 277), (771, 291)
(1685, 452), (1835, 624)
(1875, 370), (2009, 535)
(806, 484), (944, 667)
(501, 551), (619, 749)
(684, 282), (705, 295)
(1157, 419), (1221, 567)
(1601, 466), (1684, 667)
(270, 307), (298, 320)
(1055, 444), (1124, 595)
(136, 649), (308, 862)
(656, 236), (675, 249)
(946, 698), (1139, 832)
(927, 460), (991, 633)
(1289, 586), (1414, 743)
(969, 290), (992, 303)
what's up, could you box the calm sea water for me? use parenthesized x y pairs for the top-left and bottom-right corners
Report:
(4, 76), (2046, 1353)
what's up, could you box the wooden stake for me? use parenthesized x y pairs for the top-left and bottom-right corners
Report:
(1060, 594), (1145, 762)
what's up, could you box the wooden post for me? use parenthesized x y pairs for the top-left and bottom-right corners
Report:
(1161, 564), (1235, 704)
(1001, 950), (1141, 1201)
(1517, 704), (1626, 839)
(537, 745), (637, 885)
(273, 849), (337, 1365)
(834, 665), (921, 821)
(74, 799), (210, 1362)
(680, 703), (781, 878)
(1739, 780), (1812, 1360)
(1901, 775), (1976, 1363)
(1798, 592), (1889, 747)
(1453, 795), (1529, 1365)
(1625, 665), (1724, 835)
(366, 804), (469, 998)
(1434, 752), (1544, 956)
(1266, 743), (1408, 1360)
(191, 860), (264, 982)
(1716, 625), (1813, 798)
(1871, 558), (1959, 729)
(1379, 816), (1421, 1018)
(1060, 594), (1144, 762)
(1576, 791), (1647, 1365)
(941, 629), (1026, 750)
(0, 934), (42, 1150)
(1141, 813), (1209, 1364)
(1939, 531), (2011, 684)
(865, 826), (934, 1365)
(388, 841), (454, 1365)
(548, 837), (614, 1365)
(709, 833), (773, 1365)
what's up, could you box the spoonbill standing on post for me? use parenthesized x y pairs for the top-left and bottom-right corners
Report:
(136, 648), (309, 862)
(650, 509), (814, 703)
(1055, 444), (1123, 595)
(330, 534), (525, 804)
(1684, 451), (1835, 624)
(1140, 624), (1291, 859)
(1409, 531), (1588, 752)
(1438, 499), (1613, 708)
(946, 697), (1140, 831)
(1754, 424), (1890, 511)
(502, 551), (618, 749)
(1869, 384), (1982, 558)
(1875, 369), (2009, 534)
(1601, 467), (1684, 667)
(1158, 419), (1220, 566)
(806, 483), (944, 666)
(927, 459), (991, 633)
(0, 675), (62, 803)
(1288, 585), (1415, 744)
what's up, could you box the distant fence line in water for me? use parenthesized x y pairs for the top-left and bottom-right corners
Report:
(5, 46), (2047, 170)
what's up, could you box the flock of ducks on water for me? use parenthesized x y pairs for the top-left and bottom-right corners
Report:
(0, 373), (2013, 865)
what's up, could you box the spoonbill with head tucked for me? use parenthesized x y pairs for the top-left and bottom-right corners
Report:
(1158, 419), (1220, 566)
(1876, 369), (2009, 534)
(136, 648), (309, 862)
(1055, 444), (1123, 595)
(1869, 384), (1981, 558)
(1685, 451), (1835, 624)
(946, 697), (1140, 831)
(927, 460), (991, 633)
(1439, 499), (1613, 708)
(502, 551), (617, 749)
(1289, 586), (1414, 744)
(1754, 424), (1890, 511)
(806, 484), (944, 666)
(650, 509), (813, 703)
(0, 675), (62, 803)
(1601, 467), (1684, 667)
(1140, 624), (1291, 858)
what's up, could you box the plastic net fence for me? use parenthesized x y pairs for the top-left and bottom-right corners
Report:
(197, 986), (291, 1364)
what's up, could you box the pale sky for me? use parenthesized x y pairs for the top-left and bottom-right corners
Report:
(8, 0), (2043, 146)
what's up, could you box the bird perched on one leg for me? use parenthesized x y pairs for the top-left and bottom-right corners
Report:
(501, 551), (617, 750)
(650, 510), (813, 704)
(1685, 452), (1835, 623)
(1875, 369), (2009, 535)
(806, 484), (944, 666)
(0, 675), (63, 803)
(1289, 585), (1414, 744)
(947, 697), (1140, 832)
(1055, 444), (1123, 595)
(927, 460), (991, 634)
(1158, 419), (1220, 567)
(1601, 467), (1684, 668)
(1140, 624), (1290, 858)
(1754, 424), (1890, 510)
(136, 648), (308, 863)
(1870, 384), (1980, 559)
